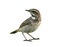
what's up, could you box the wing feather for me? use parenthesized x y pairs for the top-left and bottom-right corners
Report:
(19, 18), (32, 28)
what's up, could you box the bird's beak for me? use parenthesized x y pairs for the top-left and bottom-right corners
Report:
(25, 10), (30, 12)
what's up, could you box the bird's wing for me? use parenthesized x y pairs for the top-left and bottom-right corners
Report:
(19, 18), (32, 28)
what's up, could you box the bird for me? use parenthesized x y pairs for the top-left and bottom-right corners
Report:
(10, 8), (41, 41)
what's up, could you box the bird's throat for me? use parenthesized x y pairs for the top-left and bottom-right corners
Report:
(31, 16), (36, 20)
(31, 15), (38, 22)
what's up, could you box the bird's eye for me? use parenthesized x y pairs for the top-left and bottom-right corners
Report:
(32, 11), (38, 14)
(32, 11), (36, 13)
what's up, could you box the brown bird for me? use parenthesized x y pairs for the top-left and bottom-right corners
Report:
(10, 9), (41, 41)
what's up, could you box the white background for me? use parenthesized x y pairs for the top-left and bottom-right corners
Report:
(0, 0), (60, 47)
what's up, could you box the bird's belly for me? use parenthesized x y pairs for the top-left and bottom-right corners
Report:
(30, 22), (40, 33)
(19, 22), (40, 33)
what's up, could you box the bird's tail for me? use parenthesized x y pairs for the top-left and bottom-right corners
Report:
(10, 29), (18, 34)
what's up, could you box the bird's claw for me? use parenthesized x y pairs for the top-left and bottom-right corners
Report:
(33, 38), (39, 40)
(30, 38), (39, 40)
(24, 39), (32, 42)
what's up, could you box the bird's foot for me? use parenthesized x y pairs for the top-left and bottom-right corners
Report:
(24, 39), (32, 42)
(30, 38), (39, 40)
(33, 38), (39, 40)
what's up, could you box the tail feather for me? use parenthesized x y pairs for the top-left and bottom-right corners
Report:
(10, 30), (18, 34)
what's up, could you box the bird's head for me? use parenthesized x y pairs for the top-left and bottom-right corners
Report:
(26, 9), (40, 17)
(26, 9), (41, 21)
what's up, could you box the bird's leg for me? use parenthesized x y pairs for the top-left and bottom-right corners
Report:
(22, 32), (32, 41)
(27, 33), (39, 40)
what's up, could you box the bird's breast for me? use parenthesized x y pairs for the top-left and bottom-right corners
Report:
(30, 22), (40, 32)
